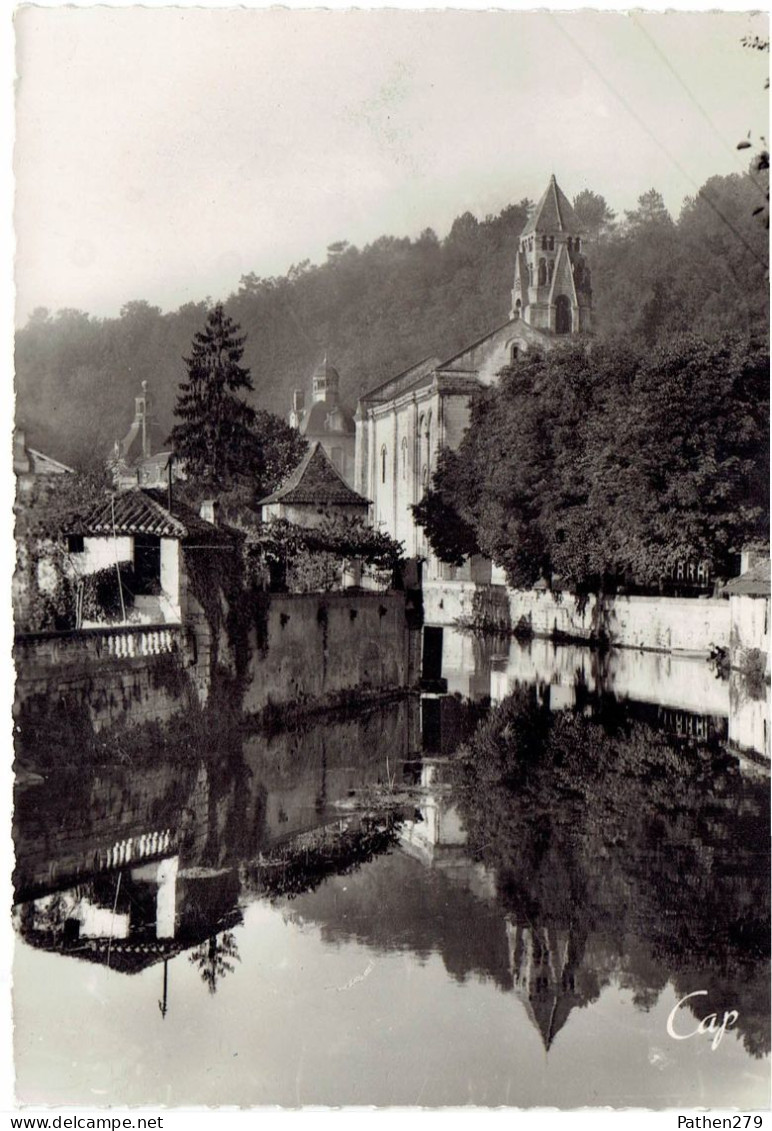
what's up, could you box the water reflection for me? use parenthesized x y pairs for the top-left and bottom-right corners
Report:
(12, 637), (770, 1107)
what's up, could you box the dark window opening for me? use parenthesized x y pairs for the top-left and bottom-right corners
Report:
(133, 533), (162, 595)
(67, 534), (84, 554)
(422, 626), (444, 682)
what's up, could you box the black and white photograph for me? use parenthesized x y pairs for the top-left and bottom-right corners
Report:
(9, 3), (771, 1115)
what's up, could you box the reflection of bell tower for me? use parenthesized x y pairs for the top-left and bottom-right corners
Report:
(511, 175), (592, 335)
(505, 917), (585, 1051)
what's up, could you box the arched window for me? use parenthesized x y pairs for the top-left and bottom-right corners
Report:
(548, 259), (555, 283)
(538, 258), (547, 286)
(567, 236), (573, 253)
(511, 344), (520, 363)
(555, 294), (572, 335)
(514, 298), (522, 320)
(381, 445), (387, 484)
(401, 436), (408, 480)
(548, 236), (555, 250)
(575, 237), (581, 252)
(541, 235), (548, 250)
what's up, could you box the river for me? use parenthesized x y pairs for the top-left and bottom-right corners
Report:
(12, 632), (770, 1108)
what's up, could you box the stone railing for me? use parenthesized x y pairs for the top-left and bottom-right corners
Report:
(14, 623), (182, 669)
(96, 828), (176, 871)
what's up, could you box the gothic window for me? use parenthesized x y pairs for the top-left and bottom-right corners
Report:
(549, 236), (555, 250)
(548, 259), (555, 283)
(511, 344), (520, 363)
(538, 258), (547, 286)
(401, 436), (408, 480)
(575, 237), (581, 252)
(555, 294), (572, 335)
(567, 237), (573, 253)
(541, 235), (548, 250)
(381, 445), (387, 484)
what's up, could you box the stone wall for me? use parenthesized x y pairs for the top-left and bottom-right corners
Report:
(13, 626), (194, 738)
(424, 580), (730, 656)
(241, 591), (420, 716)
(15, 591), (420, 746)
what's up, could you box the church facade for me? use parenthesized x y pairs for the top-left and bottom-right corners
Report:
(354, 175), (592, 580)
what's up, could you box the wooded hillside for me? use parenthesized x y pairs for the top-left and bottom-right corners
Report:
(15, 169), (768, 469)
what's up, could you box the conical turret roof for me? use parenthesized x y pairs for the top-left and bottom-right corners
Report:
(521, 175), (582, 237)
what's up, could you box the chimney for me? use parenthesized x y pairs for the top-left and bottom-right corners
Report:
(200, 499), (219, 526)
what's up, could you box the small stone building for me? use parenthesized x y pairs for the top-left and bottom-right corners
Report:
(722, 556), (770, 675)
(61, 488), (237, 627)
(259, 442), (370, 528)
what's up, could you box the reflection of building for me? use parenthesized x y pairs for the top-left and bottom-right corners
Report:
(355, 176), (589, 579)
(505, 919), (588, 1052)
(289, 358), (356, 487)
(14, 859), (241, 976)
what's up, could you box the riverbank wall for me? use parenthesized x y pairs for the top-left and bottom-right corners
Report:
(13, 590), (421, 746)
(423, 581), (729, 655)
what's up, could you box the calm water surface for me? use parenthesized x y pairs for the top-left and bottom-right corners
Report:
(13, 634), (771, 1108)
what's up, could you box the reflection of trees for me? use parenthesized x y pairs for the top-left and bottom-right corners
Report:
(453, 688), (771, 1057)
(188, 931), (241, 995)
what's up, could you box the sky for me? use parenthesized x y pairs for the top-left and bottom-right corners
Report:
(12, 6), (770, 324)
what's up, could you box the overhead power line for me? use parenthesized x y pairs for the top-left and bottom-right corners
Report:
(549, 13), (768, 270)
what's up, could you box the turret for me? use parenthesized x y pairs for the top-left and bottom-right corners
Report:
(511, 175), (592, 335)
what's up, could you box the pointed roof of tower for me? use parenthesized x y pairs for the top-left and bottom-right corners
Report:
(521, 175), (582, 237)
(258, 442), (369, 507)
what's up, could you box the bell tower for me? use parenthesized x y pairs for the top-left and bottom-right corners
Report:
(511, 175), (592, 335)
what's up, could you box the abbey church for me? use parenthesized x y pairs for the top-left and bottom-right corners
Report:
(353, 174), (591, 579)
(285, 176), (592, 576)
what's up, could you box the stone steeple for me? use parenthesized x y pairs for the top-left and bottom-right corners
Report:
(511, 175), (592, 335)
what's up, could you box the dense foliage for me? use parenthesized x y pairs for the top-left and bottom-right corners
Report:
(246, 515), (405, 591)
(453, 688), (771, 1057)
(414, 333), (769, 589)
(16, 170), (768, 469)
(14, 468), (114, 631)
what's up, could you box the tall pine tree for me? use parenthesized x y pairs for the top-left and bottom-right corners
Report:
(169, 303), (257, 484)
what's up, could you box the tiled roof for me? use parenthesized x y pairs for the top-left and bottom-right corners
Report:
(722, 558), (770, 597)
(259, 442), (370, 507)
(521, 175), (582, 237)
(66, 488), (242, 542)
(70, 489), (189, 538)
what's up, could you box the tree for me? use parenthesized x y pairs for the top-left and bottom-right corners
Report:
(572, 189), (616, 241)
(624, 188), (673, 231)
(168, 303), (258, 485)
(415, 335), (769, 591)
